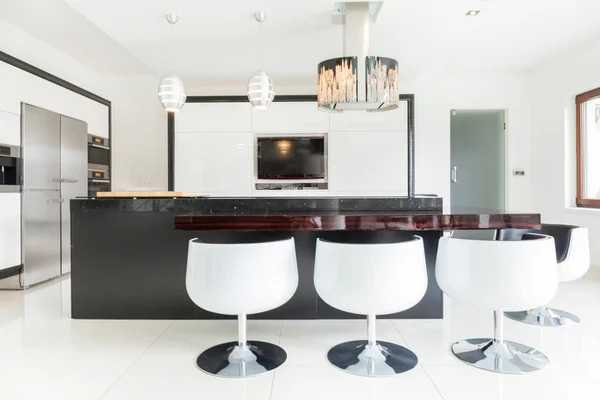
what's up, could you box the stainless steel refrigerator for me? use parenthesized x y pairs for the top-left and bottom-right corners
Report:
(18, 104), (88, 287)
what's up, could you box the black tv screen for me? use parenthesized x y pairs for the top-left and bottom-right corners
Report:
(257, 137), (325, 179)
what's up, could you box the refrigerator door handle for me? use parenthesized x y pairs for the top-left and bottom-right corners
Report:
(47, 198), (65, 204)
(49, 178), (79, 183)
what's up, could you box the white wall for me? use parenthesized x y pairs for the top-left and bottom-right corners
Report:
(0, 18), (167, 190)
(404, 69), (533, 213)
(178, 70), (533, 210)
(107, 75), (167, 191)
(530, 36), (600, 267)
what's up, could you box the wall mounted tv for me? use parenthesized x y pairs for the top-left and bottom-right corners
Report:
(257, 137), (325, 180)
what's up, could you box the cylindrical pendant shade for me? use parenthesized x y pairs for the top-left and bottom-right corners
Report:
(158, 73), (186, 112)
(247, 69), (275, 109)
(317, 56), (399, 112)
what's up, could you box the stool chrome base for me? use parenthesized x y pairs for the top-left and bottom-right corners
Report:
(452, 338), (550, 374)
(504, 306), (580, 327)
(196, 341), (287, 378)
(327, 340), (418, 377)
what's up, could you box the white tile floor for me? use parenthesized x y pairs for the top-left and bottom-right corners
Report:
(1, 271), (600, 400)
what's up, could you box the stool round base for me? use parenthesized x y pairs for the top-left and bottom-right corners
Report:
(326, 340), (418, 377)
(196, 341), (287, 378)
(452, 338), (550, 374)
(504, 307), (580, 327)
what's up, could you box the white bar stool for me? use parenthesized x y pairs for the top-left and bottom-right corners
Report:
(314, 236), (427, 377)
(435, 235), (558, 374)
(499, 225), (590, 327)
(186, 237), (298, 378)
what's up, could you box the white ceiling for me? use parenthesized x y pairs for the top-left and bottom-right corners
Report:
(0, 0), (151, 75)
(5, 0), (600, 87)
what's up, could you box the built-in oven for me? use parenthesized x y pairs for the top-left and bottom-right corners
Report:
(88, 169), (110, 197)
(0, 144), (21, 193)
(88, 134), (110, 197)
(88, 134), (110, 171)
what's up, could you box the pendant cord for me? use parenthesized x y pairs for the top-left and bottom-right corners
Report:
(259, 18), (263, 70)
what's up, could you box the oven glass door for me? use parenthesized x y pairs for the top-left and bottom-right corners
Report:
(88, 180), (110, 197)
(88, 145), (109, 167)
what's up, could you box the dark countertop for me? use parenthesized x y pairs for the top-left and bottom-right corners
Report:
(70, 196), (443, 213)
(173, 210), (541, 232)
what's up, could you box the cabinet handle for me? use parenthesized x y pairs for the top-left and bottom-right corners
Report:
(451, 166), (457, 183)
(47, 198), (64, 204)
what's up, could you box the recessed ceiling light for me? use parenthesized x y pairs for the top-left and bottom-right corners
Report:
(465, 10), (480, 16)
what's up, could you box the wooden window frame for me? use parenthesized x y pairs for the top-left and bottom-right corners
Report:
(576, 87), (600, 208)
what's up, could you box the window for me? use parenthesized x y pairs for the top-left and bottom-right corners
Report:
(576, 88), (600, 208)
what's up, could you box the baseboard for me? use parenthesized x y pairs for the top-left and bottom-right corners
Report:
(0, 265), (22, 281)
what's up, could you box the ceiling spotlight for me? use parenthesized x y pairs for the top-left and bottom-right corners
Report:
(465, 10), (480, 16)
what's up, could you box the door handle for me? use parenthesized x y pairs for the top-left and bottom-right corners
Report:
(47, 198), (65, 204)
(49, 178), (62, 183)
(451, 166), (457, 183)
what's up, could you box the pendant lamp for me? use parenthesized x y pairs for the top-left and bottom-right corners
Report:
(247, 12), (274, 109)
(158, 13), (186, 112)
(317, 2), (399, 113)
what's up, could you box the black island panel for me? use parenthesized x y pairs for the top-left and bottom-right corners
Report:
(70, 196), (540, 320)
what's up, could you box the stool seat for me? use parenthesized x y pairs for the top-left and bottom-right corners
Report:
(497, 224), (590, 327)
(314, 236), (427, 377)
(186, 237), (298, 378)
(436, 235), (558, 374)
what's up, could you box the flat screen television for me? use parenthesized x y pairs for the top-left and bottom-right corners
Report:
(257, 137), (325, 180)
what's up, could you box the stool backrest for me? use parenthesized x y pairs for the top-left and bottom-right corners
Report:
(186, 237), (298, 315)
(314, 236), (427, 316)
(496, 224), (590, 282)
(435, 235), (558, 311)
(553, 226), (590, 281)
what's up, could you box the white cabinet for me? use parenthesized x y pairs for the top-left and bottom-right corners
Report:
(329, 101), (407, 131)
(0, 62), (109, 138)
(252, 102), (328, 133)
(329, 130), (408, 195)
(0, 193), (21, 270)
(175, 131), (252, 196)
(176, 103), (251, 133)
(0, 110), (20, 146)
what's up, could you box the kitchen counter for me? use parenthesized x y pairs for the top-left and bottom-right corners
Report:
(174, 210), (539, 231)
(70, 196), (540, 320)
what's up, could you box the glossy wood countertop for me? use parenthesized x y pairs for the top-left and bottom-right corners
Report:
(173, 211), (541, 232)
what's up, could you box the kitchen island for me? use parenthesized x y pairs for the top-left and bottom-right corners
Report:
(70, 196), (540, 320)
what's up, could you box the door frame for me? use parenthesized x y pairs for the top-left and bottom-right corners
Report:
(449, 108), (509, 212)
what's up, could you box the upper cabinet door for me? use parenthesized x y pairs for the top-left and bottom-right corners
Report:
(0, 110), (20, 146)
(329, 101), (408, 131)
(175, 103), (251, 133)
(251, 102), (329, 133)
(175, 131), (252, 196)
(328, 130), (408, 195)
